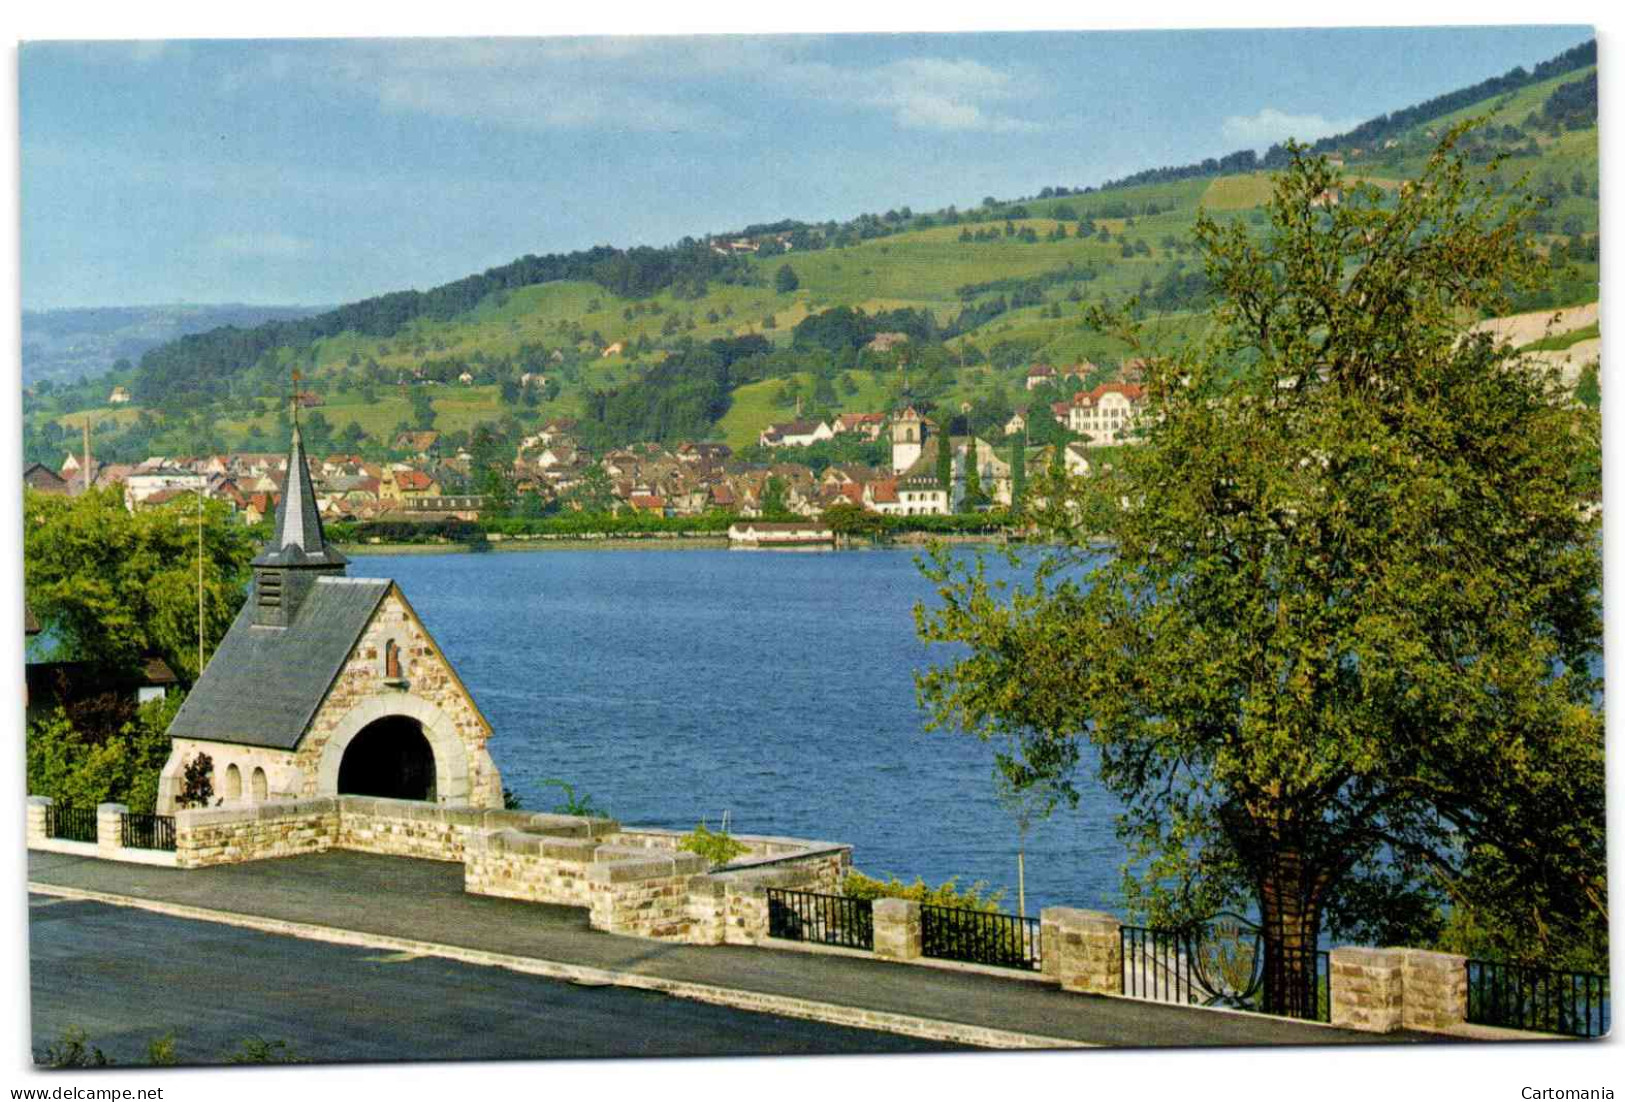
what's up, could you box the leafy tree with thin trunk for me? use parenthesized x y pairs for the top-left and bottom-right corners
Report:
(962, 449), (989, 511)
(915, 126), (1605, 1000)
(1009, 432), (1026, 511)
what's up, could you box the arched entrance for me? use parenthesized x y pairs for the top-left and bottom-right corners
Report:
(337, 715), (438, 801)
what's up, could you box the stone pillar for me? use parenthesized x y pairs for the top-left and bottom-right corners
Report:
(1329, 947), (1405, 1033)
(97, 802), (128, 858)
(26, 796), (51, 847)
(1400, 948), (1468, 1032)
(1041, 907), (1122, 994)
(725, 883), (770, 945)
(872, 898), (922, 961)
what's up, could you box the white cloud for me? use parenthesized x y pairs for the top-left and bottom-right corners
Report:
(231, 37), (1042, 135)
(776, 54), (1043, 133)
(1221, 107), (1359, 150)
(212, 232), (314, 258)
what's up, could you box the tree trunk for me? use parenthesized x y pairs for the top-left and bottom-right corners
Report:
(1017, 843), (1026, 918)
(1257, 850), (1324, 1020)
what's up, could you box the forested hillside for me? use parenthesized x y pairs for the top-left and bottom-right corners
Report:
(22, 303), (324, 389)
(22, 39), (1598, 466)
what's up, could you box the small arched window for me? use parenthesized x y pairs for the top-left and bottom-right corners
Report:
(384, 639), (401, 680)
(251, 767), (268, 802)
(225, 764), (242, 800)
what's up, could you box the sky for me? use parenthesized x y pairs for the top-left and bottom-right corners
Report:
(19, 25), (1592, 311)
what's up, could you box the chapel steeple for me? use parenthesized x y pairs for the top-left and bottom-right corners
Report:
(251, 418), (347, 627)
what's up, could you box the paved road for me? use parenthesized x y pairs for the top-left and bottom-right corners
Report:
(28, 894), (962, 1065)
(28, 850), (1441, 1050)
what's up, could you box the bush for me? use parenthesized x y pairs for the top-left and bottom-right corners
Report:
(26, 694), (182, 814)
(542, 779), (607, 818)
(37, 1026), (112, 1068)
(146, 1032), (178, 1066)
(679, 822), (749, 866)
(223, 1037), (301, 1064)
(842, 870), (1006, 913)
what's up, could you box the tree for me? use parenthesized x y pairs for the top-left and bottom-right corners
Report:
(410, 389), (437, 431)
(1009, 434), (1027, 511)
(759, 476), (792, 520)
(823, 501), (887, 540)
(23, 488), (256, 685)
(339, 420), (367, 449)
(915, 127), (1605, 999)
(774, 264), (800, 294)
(935, 434), (953, 498)
(470, 426), (513, 516)
(993, 734), (1078, 917)
(563, 466), (616, 515)
(27, 694), (184, 814)
(961, 451), (990, 511)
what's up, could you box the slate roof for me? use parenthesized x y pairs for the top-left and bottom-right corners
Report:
(252, 424), (347, 570)
(164, 576), (392, 749)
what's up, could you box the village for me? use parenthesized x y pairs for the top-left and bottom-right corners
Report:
(21, 361), (1148, 528)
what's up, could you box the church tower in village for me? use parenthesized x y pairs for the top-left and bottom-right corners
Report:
(891, 406), (926, 474)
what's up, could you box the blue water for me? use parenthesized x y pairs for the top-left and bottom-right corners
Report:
(366, 546), (1125, 915)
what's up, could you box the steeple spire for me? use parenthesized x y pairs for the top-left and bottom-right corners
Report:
(254, 419), (345, 569)
(250, 413), (346, 627)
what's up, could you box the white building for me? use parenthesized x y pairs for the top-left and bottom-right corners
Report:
(1066, 382), (1146, 446)
(123, 468), (206, 510)
(890, 407), (927, 474)
(758, 420), (834, 448)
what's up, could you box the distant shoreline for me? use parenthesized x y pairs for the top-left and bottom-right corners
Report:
(338, 531), (1010, 556)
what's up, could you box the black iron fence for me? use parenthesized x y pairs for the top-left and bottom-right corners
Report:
(120, 812), (177, 852)
(1121, 919), (1330, 1023)
(45, 804), (98, 844)
(920, 904), (1041, 971)
(1467, 959), (1609, 1038)
(766, 889), (873, 951)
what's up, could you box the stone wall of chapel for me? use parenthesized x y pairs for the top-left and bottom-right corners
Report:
(293, 589), (502, 808)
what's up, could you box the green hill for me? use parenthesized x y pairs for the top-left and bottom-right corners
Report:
(22, 40), (1598, 467)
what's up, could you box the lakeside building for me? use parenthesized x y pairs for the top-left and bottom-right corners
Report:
(156, 422), (503, 813)
(1063, 382), (1147, 445)
(727, 520), (835, 547)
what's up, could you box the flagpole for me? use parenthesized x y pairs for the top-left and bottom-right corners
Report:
(197, 480), (204, 677)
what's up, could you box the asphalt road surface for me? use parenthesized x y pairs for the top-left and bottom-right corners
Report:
(27, 894), (964, 1066)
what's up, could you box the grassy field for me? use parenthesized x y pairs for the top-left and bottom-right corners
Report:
(716, 369), (896, 449)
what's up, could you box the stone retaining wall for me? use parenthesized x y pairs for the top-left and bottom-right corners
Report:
(1400, 949), (1469, 1032)
(685, 852), (851, 946)
(609, 828), (848, 863)
(587, 851), (711, 939)
(1329, 946), (1469, 1034)
(1041, 908), (1123, 995)
(462, 830), (604, 906)
(335, 798), (485, 862)
(175, 799), (341, 868)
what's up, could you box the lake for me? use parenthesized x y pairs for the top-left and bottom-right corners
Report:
(362, 545), (1126, 916)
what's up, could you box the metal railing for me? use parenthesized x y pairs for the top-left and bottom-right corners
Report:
(120, 812), (177, 852)
(920, 904), (1041, 971)
(1467, 959), (1610, 1038)
(45, 804), (98, 844)
(766, 889), (874, 951)
(1121, 921), (1330, 1023)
